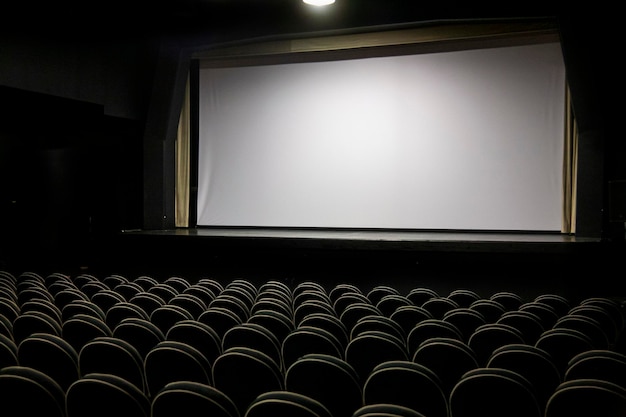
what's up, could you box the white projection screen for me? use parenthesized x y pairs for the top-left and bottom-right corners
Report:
(197, 41), (566, 231)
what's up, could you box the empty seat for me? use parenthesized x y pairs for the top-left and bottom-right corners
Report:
(486, 343), (561, 413)
(363, 360), (448, 417)
(112, 317), (165, 359)
(148, 284), (179, 304)
(183, 285), (217, 307)
(449, 367), (542, 417)
(222, 322), (282, 371)
(0, 365), (66, 417)
(91, 289), (126, 314)
(367, 285), (400, 306)
(375, 294), (413, 318)
(78, 336), (147, 394)
(468, 299), (506, 323)
(345, 330), (408, 384)
(0, 313), (13, 340)
(149, 304), (194, 335)
(144, 340), (213, 397)
(489, 291), (524, 311)
(519, 302), (560, 328)
(17, 332), (79, 392)
(579, 297), (624, 335)
(165, 319), (222, 367)
(553, 314), (610, 349)
(293, 288), (332, 309)
(534, 294), (570, 318)
(564, 349), (626, 388)
(340, 302), (382, 333)
(390, 305), (433, 337)
(163, 276), (191, 293)
(12, 310), (62, 344)
(328, 283), (363, 305)
(66, 372), (150, 417)
(151, 380), (239, 417)
(247, 309), (294, 343)
(447, 289), (482, 308)
(129, 292), (165, 317)
(405, 287), (439, 306)
(105, 301), (151, 330)
(333, 292), (371, 318)
(250, 297), (293, 320)
(103, 274), (130, 290)
(442, 307), (486, 342)
(467, 322), (525, 366)
(285, 353), (362, 417)
(298, 312), (349, 350)
(568, 304), (620, 346)
(62, 313), (113, 353)
(407, 319), (463, 357)
(545, 378), (626, 417)
(20, 299), (63, 325)
(132, 276), (159, 292)
(0, 333), (18, 369)
(352, 403), (428, 417)
(198, 307), (243, 340)
(282, 325), (344, 370)
(210, 294), (250, 323)
(412, 337), (479, 397)
(421, 297), (459, 320)
(62, 299), (107, 323)
(294, 300), (336, 326)
(54, 288), (90, 311)
(168, 293), (207, 319)
(535, 327), (595, 377)
(350, 315), (406, 345)
(496, 310), (545, 345)
(245, 390), (333, 417)
(212, 346), (284, 416)
(113, 282), (144, 301)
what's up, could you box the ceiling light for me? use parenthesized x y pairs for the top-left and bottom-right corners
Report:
(303, 0), (335, 6)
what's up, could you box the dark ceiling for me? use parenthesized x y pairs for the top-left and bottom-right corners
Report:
(6, 0), (566, 39)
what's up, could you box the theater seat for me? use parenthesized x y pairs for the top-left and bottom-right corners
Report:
(244, 390), (333, 417)
(0, 365), (66, 417)
(151, 380), (238, 417)
(66, 372), (150, 417)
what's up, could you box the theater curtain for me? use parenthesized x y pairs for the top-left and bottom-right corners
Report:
(175, 74), (191, 228)
(562, 86), (578, 234)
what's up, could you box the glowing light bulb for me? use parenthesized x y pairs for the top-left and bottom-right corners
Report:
(303, 0), (335, 6)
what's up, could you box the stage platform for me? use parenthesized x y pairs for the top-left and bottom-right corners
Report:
(118, 227), (600, 254)
(87, 227), (621, 301)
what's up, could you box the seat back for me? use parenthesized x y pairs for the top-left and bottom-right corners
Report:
(66, 372), (150, 417)
(0, 365), (66, 417)
(285, 353), (362, 417)
(212, 346), (283, 416)
(78, 336), (146, 394)
(144, 340), (212, 397)
(363, 360), (448, 417)
(245, 390), (333, 417)
(17, 332), (79, 391)
(545, 378), (626, 417)
(151, 380), (239, 417)
(449, 367), (542, 417)
(412, 337), (479, 397)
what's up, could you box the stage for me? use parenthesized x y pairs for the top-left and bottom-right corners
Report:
(83, 226), (621, 301)
(118, 227), (600, 254)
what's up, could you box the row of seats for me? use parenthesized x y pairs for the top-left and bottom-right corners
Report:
(1, 270), (625, 417)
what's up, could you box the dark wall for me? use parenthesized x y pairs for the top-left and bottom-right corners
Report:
(0, 33), (157, 271)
